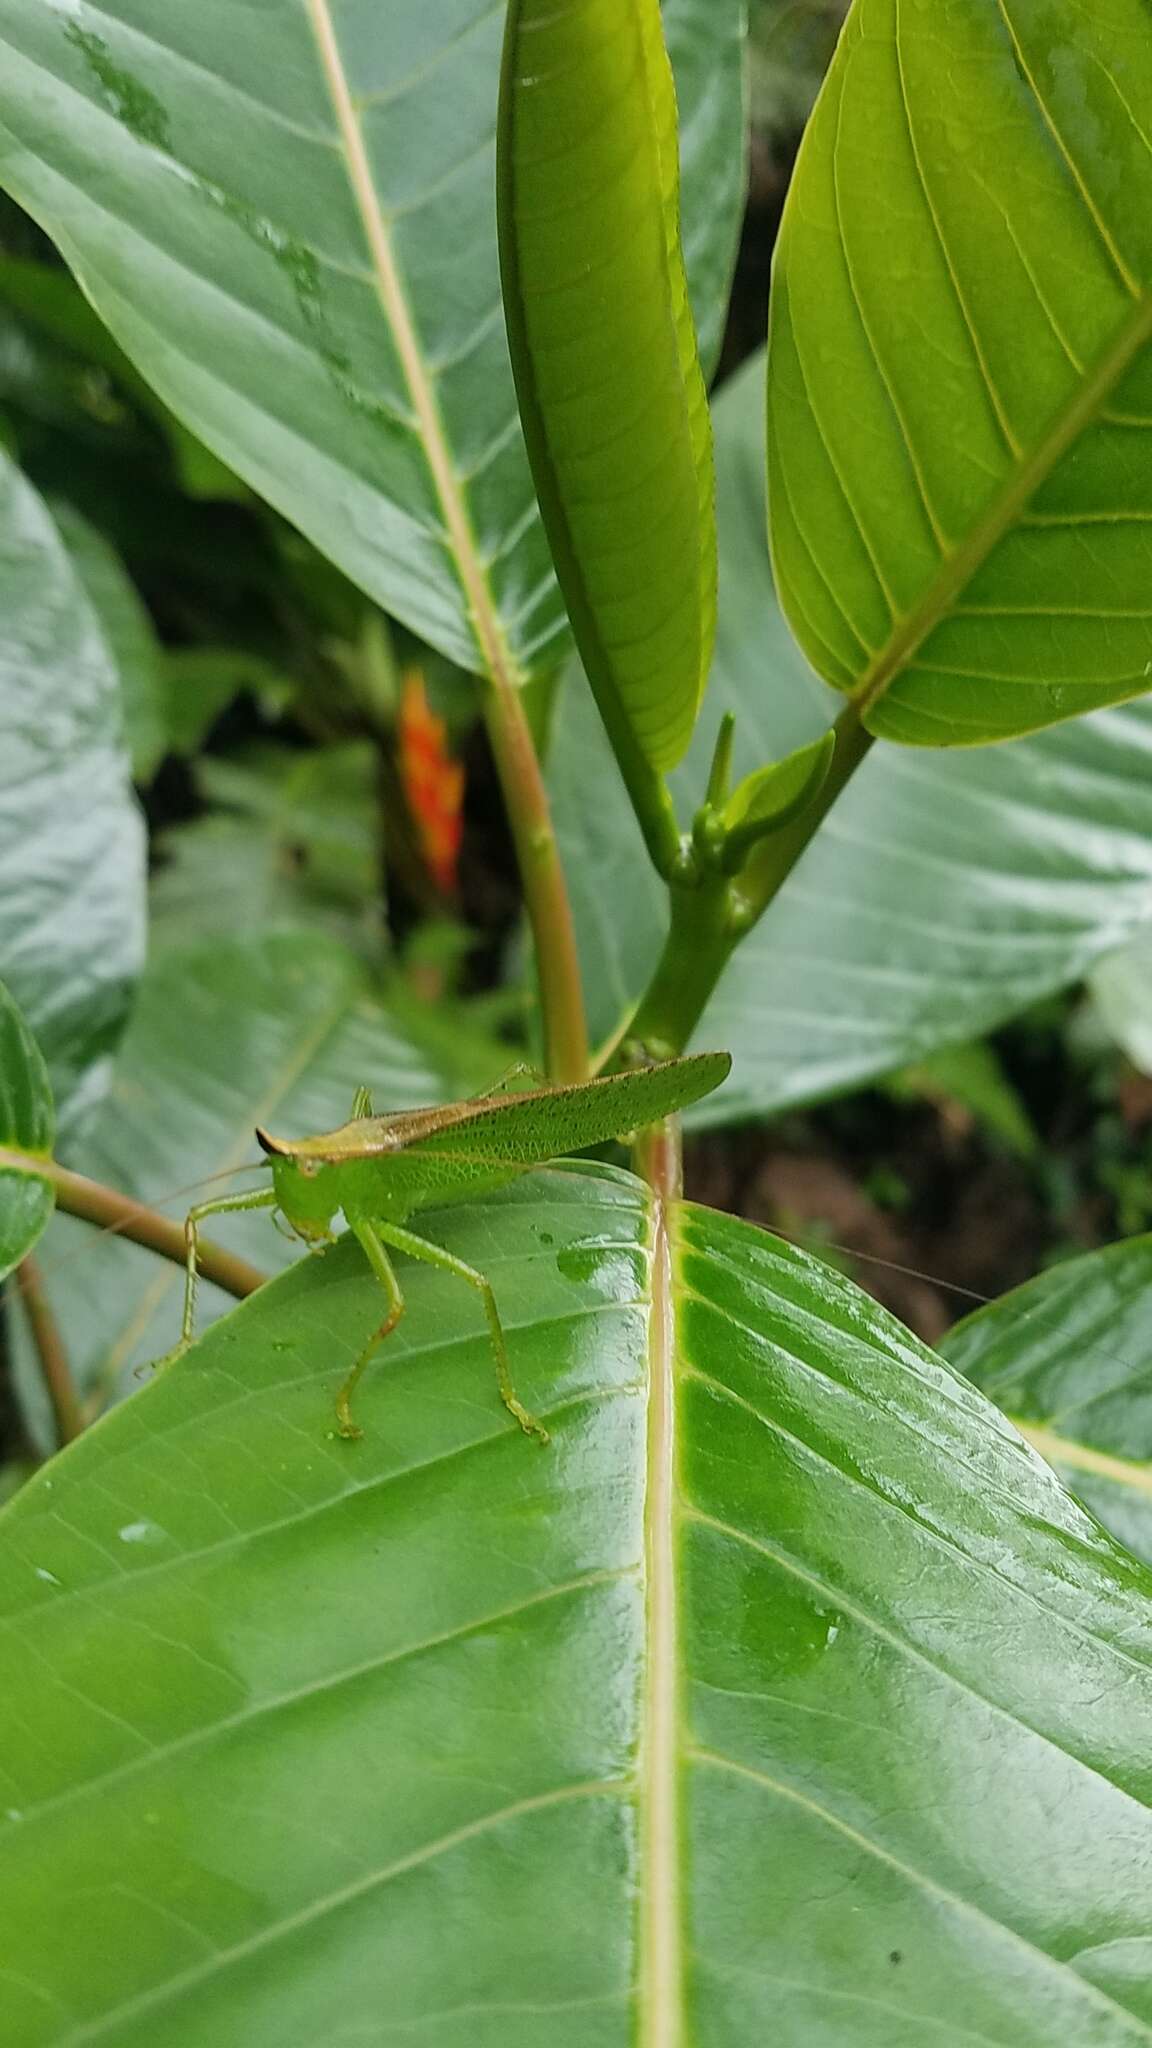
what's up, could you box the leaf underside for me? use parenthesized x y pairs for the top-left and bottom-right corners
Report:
(3, 1180), (1152, 2042)
(770, 0), (1152, 746)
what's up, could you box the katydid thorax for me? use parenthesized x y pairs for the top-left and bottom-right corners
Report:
(167, 1051), (731, 1441)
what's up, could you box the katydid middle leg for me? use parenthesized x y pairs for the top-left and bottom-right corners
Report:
(469, 1062), (544, 1100)
(335, 1220), (406, 1440)
(375, 1221), (548, 1444)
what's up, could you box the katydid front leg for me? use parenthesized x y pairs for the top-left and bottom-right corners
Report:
(338, 1219), (548, 1444)
(170, 1188), (277, 1358)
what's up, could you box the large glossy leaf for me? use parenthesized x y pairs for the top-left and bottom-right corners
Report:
(551, 357), (1152, 1120)
(0, 443), (145, 1135)
(5, 1191), (1152, 2040)
(7, 931), (501, 1448)
(943, 1236), (1152, 1571)
(0, 979), (54, 1282)
(0, 0), (744, 686)
(499, 0), (716, 775)
(769, 0), (1152, 746)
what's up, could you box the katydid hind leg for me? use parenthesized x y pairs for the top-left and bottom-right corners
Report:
(377, 1221), (548, 1444)
(469, 1061), (544, 1101)
(336, 1221), (406, 1440)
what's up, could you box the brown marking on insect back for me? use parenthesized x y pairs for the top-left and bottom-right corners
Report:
(254, 1056), (730, 1167)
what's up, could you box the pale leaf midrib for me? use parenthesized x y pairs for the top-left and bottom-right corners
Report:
(303, 0), (520, 689)
(856, 293), (1152, 722)
(640, 1173), (682, 2045)
(1017, 1420), (1152, 1499)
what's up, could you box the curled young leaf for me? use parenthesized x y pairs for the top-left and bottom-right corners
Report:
(499, 0), (717, 781)
(722, 729), (836, 863)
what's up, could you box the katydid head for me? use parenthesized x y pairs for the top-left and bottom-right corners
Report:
(256, 1134), (342, 1242)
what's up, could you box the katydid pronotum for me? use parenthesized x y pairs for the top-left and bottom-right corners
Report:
(166, 1051), (731, 1441)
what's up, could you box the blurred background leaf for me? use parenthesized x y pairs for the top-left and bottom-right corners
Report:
(0, 441), (144, 1138)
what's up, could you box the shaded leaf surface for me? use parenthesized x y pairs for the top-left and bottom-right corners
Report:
(551, 357), (1152, 1120)
(0, 0), (744, 683)
(0, 443), (144, 1135)
(0, 980), (54, 1282)
(769, 0), (1152, 745)
(7, 932), (499, 1446)
(4, 1192), (1152, 2040)
(943, 1236), (1152, 1569)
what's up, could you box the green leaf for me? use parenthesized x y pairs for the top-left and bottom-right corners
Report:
(769, 1), (1152, 746)
(150, 744), (383, 957)
(499, 0), (716, 775)
(0, 0), (744, 686)
(942, 1236), (1152, 1569)
(0, 979), (54, 1283)
(49, 499), (167, 782)
(7, 931), (503, 1447)
(6, 1197), (1152, 2039)
(0, 442), (144, 1134)
(551, 356), (1152, 1121)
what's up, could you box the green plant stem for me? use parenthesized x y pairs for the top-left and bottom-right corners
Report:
(16, 1254), (84, 1447)
(627, 702), (874, 1058)
(481, 675), (590, 1082)
(0, 1150), (267, 1302)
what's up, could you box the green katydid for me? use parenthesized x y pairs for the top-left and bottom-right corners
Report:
(167, 1050), (731, 1441)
